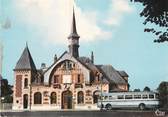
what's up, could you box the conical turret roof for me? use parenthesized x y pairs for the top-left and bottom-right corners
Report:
(15, 45), (36, 70)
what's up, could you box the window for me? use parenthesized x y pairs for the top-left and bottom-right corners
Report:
(142, 94), (148, 99)
(97, 75), (100, 82)
(50, 92), (57, 104)
(54, 75), (59, 83)
(34, 92), (42, 104)
(155, 93), (159, 99)
(93, 91), (100, 103)
(37, 77), (41, 84)
(99, 96), (103, 100)
(77, 75), (81, 83)
(86, 90), (91, 96)
(69, 63), (72, 69)
(149, 94), (154, 99)
(125, 95), (133, 99)
(16, 100), (19, 103)
(43, 91), (48, 97)
(109, 96), (115, 100)
(104, 96), (108, 100)
(117, 95), (124, 99)
(134, 95), (141, 99)
(35, 77), (41, 84)
(24, 78), (28, 88)
(65, 61), (73, 70)
(77, 91), (84, 104)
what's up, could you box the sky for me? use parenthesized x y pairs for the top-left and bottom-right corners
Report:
(0, 0), (168, 90)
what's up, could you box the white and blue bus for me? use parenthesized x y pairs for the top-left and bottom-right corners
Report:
(97, 91), (159, 110)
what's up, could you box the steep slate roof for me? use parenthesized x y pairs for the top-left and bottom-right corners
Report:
(78, 57), (128, 84)
(79, 57), (108, 83)
(15, 45), (36, 70)
(117, 71), (129, 77)
(96, 65), (127, 84)
(79, 57), (99, 72)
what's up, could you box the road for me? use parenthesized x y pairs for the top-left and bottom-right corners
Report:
(0, 110), (167, 117)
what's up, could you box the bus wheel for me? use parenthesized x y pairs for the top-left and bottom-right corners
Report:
(105, 104), (112, 110)
(139, 103), (145, 110)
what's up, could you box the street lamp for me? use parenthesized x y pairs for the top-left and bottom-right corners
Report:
(29, 84), (32, 110)
(100, 73), (103, 110)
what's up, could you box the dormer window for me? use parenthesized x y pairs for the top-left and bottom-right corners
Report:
(68, 63), (72, 69)
(35, 77), (41, 84)
(66, 61), (72, 70)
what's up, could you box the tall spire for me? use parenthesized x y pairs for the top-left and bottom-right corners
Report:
(68, 7), (80, 39)
(68, 6), (80, 58)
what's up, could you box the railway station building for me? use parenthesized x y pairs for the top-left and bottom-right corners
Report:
(13, 9), (129, 110)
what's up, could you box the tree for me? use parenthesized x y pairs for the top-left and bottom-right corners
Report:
(143, 86), (150, 92)
(131, 0), (168, 43)
(1, 77), (13, 103)
(157, 81), (168, 109)
(134, 89), (140, 92)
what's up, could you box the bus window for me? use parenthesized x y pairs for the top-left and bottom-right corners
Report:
(155, 93), (159, 99)
(142, 94), (148, 99)
(149, 94), (154, 99)
(109, 96), (115, 100)
(134, 95), (141, 99)
(125, 95), (133, 99)
(104, 96), (108, 100)
(117, 95), (124, 99)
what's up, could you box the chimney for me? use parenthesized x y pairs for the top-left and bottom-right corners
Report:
(91, 51), (94, 64)
(54, 54), (57, 62)
(41, 63), (46, 69)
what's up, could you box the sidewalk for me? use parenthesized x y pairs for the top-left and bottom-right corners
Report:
(0, 109), (100, 112)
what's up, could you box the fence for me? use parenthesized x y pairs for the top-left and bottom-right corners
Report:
(0, 103), (13, 110)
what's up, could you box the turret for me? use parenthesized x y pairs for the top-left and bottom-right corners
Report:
(13, 44), (36, 109)
(68, 8), (80, 58)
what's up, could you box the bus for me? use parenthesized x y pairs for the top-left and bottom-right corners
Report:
(97, 91), (159, 110)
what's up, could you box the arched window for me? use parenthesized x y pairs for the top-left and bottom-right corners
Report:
(50, 92), (57, 104)
(34, 92), (42, 104)
(24, 78), (28, 88)
(77, 91), (84, 104)
(23, 94), (28, 109)
(93, 91), (100, 104)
